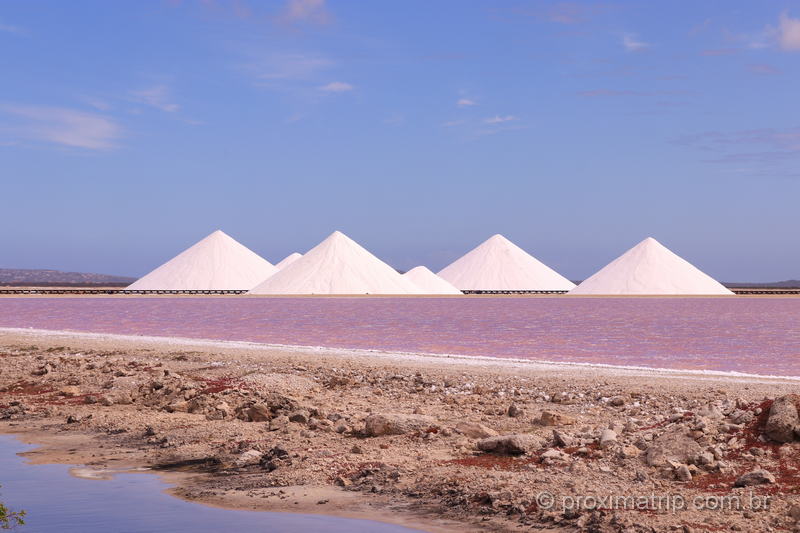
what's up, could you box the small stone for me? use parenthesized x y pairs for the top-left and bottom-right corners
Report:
(476, 434), (543, 456)
(599, 429), (617, 449)
(788, 504), (800, 521)
(645, 431), (702, 467)
(455, 422), (497, 439)
(675, 464), (692, 482)
(765, 395), (800, 443)
(609, 396), (625, 407)
(166, 401), (190, 413)
(59, 386), (81, 397)
(363, 413), (437, 437)
(269, 415), (289, 432)
(538, 411), (576, 426)
(235, 449), (263, 467)
(507, 404), (524, 418)
(552, 430), (574, 448)
(541, 448), (565, 461)
(245, 404), (272, 422)
(734, 469), (775, 487)
(288, 410), (309, 424)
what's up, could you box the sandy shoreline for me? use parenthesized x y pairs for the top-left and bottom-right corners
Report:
(2, 328), (800, 532)
(3, 326), (799, 384)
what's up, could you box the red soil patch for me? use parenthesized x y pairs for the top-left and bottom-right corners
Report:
(196, 377), (242, 395)
(0, 380), (53, 396)
(689, 399), (800, 495)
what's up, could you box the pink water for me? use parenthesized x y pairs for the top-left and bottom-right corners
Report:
(0, 297), (798, 376)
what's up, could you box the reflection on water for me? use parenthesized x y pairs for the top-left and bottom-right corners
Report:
(0, 297), (799, 375)
(0, 435), (420, 533)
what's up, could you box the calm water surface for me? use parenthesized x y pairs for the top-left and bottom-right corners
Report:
(0, 435), (420, 533)
(0, 297), (798, 376)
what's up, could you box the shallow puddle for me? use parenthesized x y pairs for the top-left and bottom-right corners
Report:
(0, 435), (421, 532)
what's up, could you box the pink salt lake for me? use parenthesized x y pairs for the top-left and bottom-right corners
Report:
(0, 297), (798, 377)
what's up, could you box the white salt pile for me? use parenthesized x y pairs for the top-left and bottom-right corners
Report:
(403, 266), (462, 295)
(438, 234), (575, 291)
(127, 230), (277, 290)
(275, 252), (302, 270)
(569, 237), (734, 295)
(248, 231), (423, 295)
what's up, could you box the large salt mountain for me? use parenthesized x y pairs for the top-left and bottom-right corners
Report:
(127, 230), (277, 290)
(438, 234), (575, 291)
(275, 252), (302, 270)
(403, 266), (462, 295)
(569, 237), (734, 295)
(248, 231), (422, 295)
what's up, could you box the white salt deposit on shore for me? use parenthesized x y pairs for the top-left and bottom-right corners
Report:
(4, 327), (797, 384)
(403, 266), (462, 295)
(275, 252), (302, 270)
(438, 234), (575, 291)
(569, 237), (734, 295)
(248, 231), (423, 295)
(127, 230), (277, 291)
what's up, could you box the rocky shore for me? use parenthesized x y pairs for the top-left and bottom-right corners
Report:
(2, 329), (800, 532)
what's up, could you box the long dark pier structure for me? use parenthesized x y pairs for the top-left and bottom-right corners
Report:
(0, 288), (798, 295)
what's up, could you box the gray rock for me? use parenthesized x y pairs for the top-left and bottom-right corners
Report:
(552, 429), (574, 448)
(765, 395), (800, 443)
(734, 469), (775, 487)
(645, 430), (702, 467)
(269, 415), (289, 432)
(363, 413), (437, 437)
(787, 504), (800, 520)
(476, 434), (544, 455)
(541, 448), (565, 461)
(507, 404), (524, 417)
(675, 464), (692, 482)
(288, 410), (309, 424)
(599, 429), (617, 449)
(235, 449), (263, 467)
(609, 396), (625, 407)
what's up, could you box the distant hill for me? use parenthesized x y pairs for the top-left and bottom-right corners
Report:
(724, 280), (800, 289)
(0, 268), (136, 287)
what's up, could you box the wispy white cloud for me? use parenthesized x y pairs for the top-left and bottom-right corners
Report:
(748, 63), (782, 75)
(778, 11), (800, 51)
(622, 33), (649, 52)
(484, 115), (517, 124)
(502, 3), (612, 25)
(83, 97), (112, 111)
(443, 119), (466, 127)
(319, 81), (353, 92)
(700, 48), (737, 57)
(457, 98), (476, 107)
(279, 0), (331, 25)
(674, 128), (800, 177)
(0, 21), (24, 34)
(130, 85), (179, 112)
(0, 105), (121, 150)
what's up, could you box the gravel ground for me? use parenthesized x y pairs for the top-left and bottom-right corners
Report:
(2, 328), (800, 532)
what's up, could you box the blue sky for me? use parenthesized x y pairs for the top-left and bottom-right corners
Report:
(1, 0), (798, 281)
